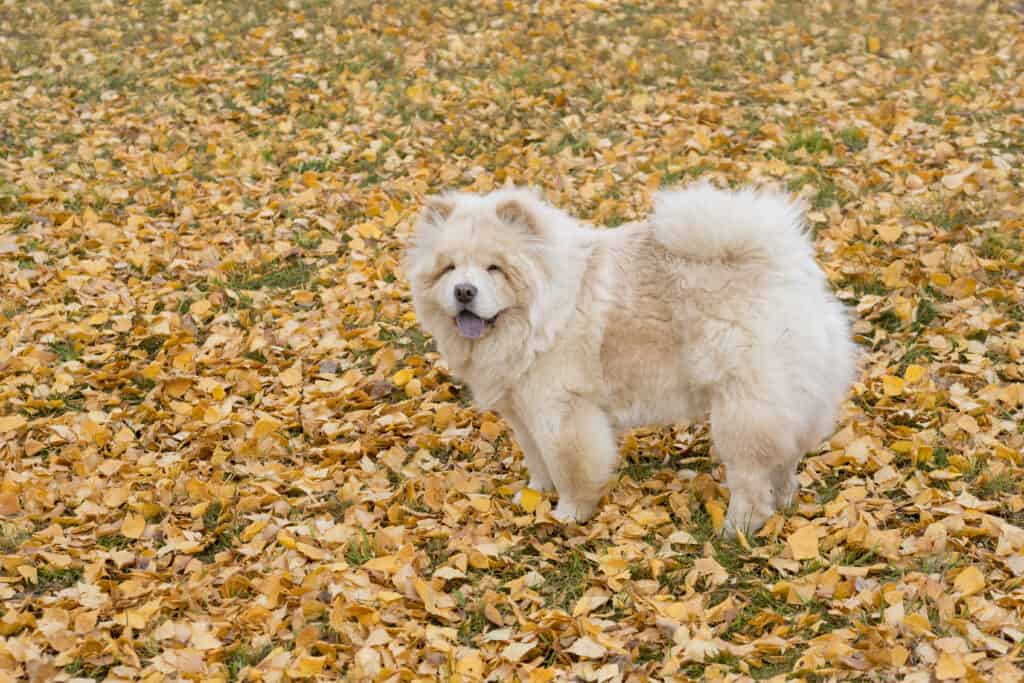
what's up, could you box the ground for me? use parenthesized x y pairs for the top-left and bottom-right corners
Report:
(1, 0), (1023, 681)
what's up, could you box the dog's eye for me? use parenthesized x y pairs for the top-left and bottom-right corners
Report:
(439, 264), (455, 277)
(487, 264), (503, 275)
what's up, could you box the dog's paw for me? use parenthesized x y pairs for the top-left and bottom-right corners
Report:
(551, 499), (596, 524)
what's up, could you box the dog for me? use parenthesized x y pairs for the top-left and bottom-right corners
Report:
(403, 183), (857, 534)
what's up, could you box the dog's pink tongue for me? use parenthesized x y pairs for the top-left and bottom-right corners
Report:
(456, 311), (485, 339)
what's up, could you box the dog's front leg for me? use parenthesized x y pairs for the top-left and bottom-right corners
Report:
(532, 398), (618, 524)
(500, 408), (555, 501)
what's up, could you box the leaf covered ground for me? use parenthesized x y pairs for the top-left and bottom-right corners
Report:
(1, 0), (1023, 681)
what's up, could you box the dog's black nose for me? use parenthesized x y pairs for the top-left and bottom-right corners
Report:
(454, 283), (477, 304)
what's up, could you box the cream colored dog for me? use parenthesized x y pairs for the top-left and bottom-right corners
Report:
(404, 183), (857, 534)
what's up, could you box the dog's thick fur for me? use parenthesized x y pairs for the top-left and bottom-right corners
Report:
(404, 184), (857, 533)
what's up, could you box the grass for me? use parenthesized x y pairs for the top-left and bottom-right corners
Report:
(621, 457), (661, 483)
(97, 534), (133, 550)
(225, 644), (274, 682)
(540, 549), (591, 610)
(48, 340), (81, 362)
(839, 126), (867, 151)
(228, 259), (316, 291)
(0, 526), (30, 553)
(344, 529), (375, 566)
(786, 130), (833, 157)
(64, 659), (113, 680)
(979, 471), (1016, 498)
(457, 603), (489, 646)
(35, 567), (83, 594)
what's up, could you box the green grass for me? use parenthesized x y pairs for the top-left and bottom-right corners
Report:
(137, 335), (167, 358)
(621, 458), (661, 483)
(786, 130), (833, 156)
(48, 340), (81, 362)
(839, 126), (867, 151)
(64, 659), (113, 680)
(35, 566), (83, 594)
(540, 549), (591, 610)
(97, 534), (133, 550)
(979, 471), (1016, 498)
(229, 259), (316, 291)
(0, 526), (30, 553)
(225, 644), (274, 682)
(344, 529), (375, 566)
(198, 513), (243, 563)
(457, 603), (489, 646)
(203, 501), (224, 530)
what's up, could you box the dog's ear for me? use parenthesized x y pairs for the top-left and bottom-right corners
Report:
(420, 196), (455, 227)
(496, 198), (541, 236)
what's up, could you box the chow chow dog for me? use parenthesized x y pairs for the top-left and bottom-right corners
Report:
(404, 183), (856, 534)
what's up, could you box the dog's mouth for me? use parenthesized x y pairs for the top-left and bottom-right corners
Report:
(455, 310), (498, 339)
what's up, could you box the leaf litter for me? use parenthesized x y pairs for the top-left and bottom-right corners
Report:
(0, 0), (1022, 681)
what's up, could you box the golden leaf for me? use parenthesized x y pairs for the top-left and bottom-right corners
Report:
(882, 375), (904, 397)
(121, 514), (146, 540)
(0, 415), (27, 433)
(787, 524), (821, 561)
(953, 565), (985, 596)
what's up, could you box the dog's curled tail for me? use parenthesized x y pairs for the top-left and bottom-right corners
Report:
(650, 182), (813, 269)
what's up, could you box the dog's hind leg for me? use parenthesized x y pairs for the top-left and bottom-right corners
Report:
(535, 398), (618, 524)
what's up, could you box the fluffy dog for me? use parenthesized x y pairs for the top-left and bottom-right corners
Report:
(404, 183), (857, 534)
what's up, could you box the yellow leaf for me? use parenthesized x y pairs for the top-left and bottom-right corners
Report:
(866, 36), (880, 53)
(935, 651), (967, 680)
(276, 530), (297, 550)
(903, 612), (934, 636)
(172, 351), (193, 371)
(296, 542), (328, 561)
(0, 493), (21, 515)
(0, 415), (26, 433)
(875, 223), (902, 243)
(392, 368), (414, 387)
(122, 513), (146, 540)
(404, 379), (422, 397)
(241, 518), (269, 542)
(405, 83), (428, 104)
(904, 364), (926, 383)
(455, 653), (484, 677)
(566, 635), (606, 659)
(882, 375), (904, 397)
(18, 565), (38, 584)
(290, 654), (325, 678)
(953, 565), (985, 596)
(957, 414), (979, 435)
(295, 187), (319, 206)
(529, 670), (557, 683)
(479, 420), (502, 441)
(705, 499), (725, 532)
(354, 222), (382, 239)
(254, 418), (280, 439)
(500, 640), (536, 663)
(518, 487), (541, 513)
(280, 364), (303, 387)
(189, 299), (211, 317)
(787, 524), (821, 561)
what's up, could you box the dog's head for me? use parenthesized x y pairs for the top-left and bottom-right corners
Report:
(404, 188), (577, 371)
